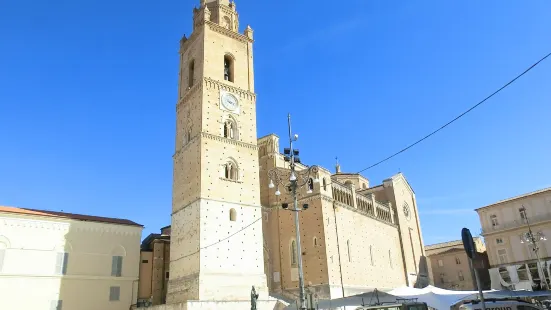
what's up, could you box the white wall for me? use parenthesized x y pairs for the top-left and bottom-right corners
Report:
(0, 212), (142, 310)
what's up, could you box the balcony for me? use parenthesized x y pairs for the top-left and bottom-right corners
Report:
(482, 212), (551, 235)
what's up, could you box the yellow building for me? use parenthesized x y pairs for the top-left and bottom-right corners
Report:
(425, 238), (491, 291)
(476, 187), (551, 290)
(258, 135), (429, 300)
(0, 206), (143, 310)
(154, 0), (428, 309)
(138, 225), (171, 307)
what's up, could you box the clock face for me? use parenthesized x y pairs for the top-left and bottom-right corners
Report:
(221, 92), (239, 111)
(403, 202), (411, 220)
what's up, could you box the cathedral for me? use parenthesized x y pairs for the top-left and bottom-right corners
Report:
(145, 0), (429, 309)
(258, 134), (429, 301)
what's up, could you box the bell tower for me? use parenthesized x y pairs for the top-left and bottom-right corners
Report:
(168, 0), (268, 306)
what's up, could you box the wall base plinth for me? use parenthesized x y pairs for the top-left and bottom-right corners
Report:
(143, 299), (284, 310)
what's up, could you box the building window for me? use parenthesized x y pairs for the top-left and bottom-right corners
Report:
(439, 273), (445, 284)
(50, 300), (63, 310)
(111, 256), (123, 277)
(370, 246), (374, 266)
(141, 259), (148, 263)
(308, 178), (314, 191)
(229, 208), (237, 221)
(0, 244), (6, 272)
(55, 252), (69, 275)
(455, 257), (461, 265)
(290, 240), (297, 266)
(313, 237), (318, 247)
(109, 286), (120, 301)
(438, 259), (444, 267)
(165, 272), (169, 279)
(188, 59), (195, 88)
(519, 208), (527, 220)
(497, 249), (508, 264)
(458, 270), (465, 281)
(322, 178), (327, 191)
(490, 214), (499, 227)
(223, 54), (234, 82)
(222, 116), (238, 140)
(496, 238), (504, 245)
(347, 240), (351, 262)
(223, 160), (238, 181)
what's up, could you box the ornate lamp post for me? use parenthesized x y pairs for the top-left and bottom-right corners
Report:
(267, 113), (319, 310)
(519, 206), (548, 290)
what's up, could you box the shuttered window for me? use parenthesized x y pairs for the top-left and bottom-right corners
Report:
(109, 286), (120, 301)
(0, 249), (5, 272)
(111, 256), (123, 277)
(55, 253), (69, 275)
(50, 300), (62, 310)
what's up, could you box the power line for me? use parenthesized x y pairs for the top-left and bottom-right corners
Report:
(171, 51), (551, 262)
(355, 51), (551, 174)
(171, 217), (262, 262)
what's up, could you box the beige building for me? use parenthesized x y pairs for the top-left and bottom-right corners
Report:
(259, 138), (429, 300)
(425, 238), (490, 291)
(155, 0), (428, 309)
(138, 225), (171, 307)
(476, 187), (551, 291)
(0, 206), (143, 310)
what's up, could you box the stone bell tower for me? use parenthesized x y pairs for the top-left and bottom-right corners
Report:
(167, 0), (272, 309)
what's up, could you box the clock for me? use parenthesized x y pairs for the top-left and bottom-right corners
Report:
(220, 91), (239, 112)
(403, 202), (411, 220)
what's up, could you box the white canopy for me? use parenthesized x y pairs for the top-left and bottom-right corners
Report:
(388, 285), (493, 310)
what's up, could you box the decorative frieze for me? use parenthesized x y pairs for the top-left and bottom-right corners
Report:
(206, 21), (253, 44)
(201, 132), (258, 150)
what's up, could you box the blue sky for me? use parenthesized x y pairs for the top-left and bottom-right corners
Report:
(0, 0), (550, 246)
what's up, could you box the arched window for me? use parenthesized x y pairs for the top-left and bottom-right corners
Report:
(347, 240), (351, 262)
(222, 116), (238, 140)
(224, 54), (234, 82)
(0, 241), (7, 272)
(322, 178), (327, 191)
(229, 208), (237, 221)
(223, 16), (231, 30)
(186, 128), (192, 144)
(308, 178), (314, 191)
(223, 160), (239, 181)
(344, 180), (352, 187)
(188, 59), (195, 88)
(362, 183), (367, 189)
(290, 240), (297, 266)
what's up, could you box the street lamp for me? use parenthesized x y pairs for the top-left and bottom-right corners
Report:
(519, 206), (549, 290)
(267, 113), (319, 310)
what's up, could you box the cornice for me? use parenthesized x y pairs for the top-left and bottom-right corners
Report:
(177, 80), (203, 111)
(0, 274), (138, 281)
(206, 20), (253, 44)
(0, 216), (142, 237)
(201, 132), (258, 150)
(204, 77), (256, 100)
(180, 30), (202, 54)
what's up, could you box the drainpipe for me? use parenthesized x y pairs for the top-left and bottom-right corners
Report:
(332, 202), (346, 298)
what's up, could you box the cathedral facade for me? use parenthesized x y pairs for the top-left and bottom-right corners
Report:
(160, 0), (428, 308)
(258, 135), (429, 301)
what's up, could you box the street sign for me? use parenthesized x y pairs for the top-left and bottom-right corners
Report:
(462, 228), (477, 259)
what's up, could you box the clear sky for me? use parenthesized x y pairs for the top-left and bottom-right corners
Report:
(1, 0), (550, 246)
